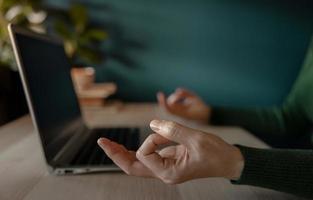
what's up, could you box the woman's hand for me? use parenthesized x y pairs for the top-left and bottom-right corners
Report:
(98, 120), (244, 184)
(157, 88), (211, 124)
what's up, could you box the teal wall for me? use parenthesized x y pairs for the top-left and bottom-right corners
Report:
(46, 0), (313, 106)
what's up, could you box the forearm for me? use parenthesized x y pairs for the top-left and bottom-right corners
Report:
(210, 105), (311, 147)
(233, 145), (313, 198)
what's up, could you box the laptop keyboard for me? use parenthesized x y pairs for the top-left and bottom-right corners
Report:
(70, 127), (140, 166)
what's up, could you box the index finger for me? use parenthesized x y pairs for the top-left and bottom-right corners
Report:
(97, 138), (154, 177)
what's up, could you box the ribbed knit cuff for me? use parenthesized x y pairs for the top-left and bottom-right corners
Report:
(231, 145), (313, 198)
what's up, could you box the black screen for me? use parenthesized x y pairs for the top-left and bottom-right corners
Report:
(14, 30), (83, 163)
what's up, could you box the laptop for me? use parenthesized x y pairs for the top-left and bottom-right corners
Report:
(8, 24), (146, 175)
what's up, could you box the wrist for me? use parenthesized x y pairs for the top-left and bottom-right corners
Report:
(226, 146), (244, 180)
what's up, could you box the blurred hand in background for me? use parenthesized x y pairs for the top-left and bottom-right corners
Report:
(157, 88), (211, 124)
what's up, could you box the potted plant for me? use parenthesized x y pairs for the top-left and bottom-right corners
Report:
(0, 0), (47, 125)
(51, 4), (108, 91)
(0, 1), (109, 124)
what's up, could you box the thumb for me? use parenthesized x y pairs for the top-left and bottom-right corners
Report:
(157, 92), (170, 110)
(149, 119), (196, 145)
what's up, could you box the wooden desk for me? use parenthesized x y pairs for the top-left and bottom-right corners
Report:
(0, 103), (304, 200)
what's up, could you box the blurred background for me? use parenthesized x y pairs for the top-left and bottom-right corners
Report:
(1, 0), (313, 126)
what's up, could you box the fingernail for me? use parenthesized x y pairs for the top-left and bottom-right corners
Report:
(97, 138), (110, 148)
(150, 119), (161, 131)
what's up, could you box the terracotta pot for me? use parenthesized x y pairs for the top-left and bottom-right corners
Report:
(71, 67), (95, 91)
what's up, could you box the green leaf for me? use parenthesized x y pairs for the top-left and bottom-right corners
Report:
(84, 29), (108, 41)
(54, 20), (72, 40)
(1, 0), (19, 11)
(77, 35), (90, 46)
(76, 46), (102, 64)
(69, 4), (87, 33)
(64, 40), (76, 58)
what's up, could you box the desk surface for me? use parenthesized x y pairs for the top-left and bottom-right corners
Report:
(0, 103), (304, 200)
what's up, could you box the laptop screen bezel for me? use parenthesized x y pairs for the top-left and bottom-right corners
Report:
(8, 24), (86, 167)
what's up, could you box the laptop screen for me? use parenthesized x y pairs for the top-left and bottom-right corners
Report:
(12, 29), (83, 163)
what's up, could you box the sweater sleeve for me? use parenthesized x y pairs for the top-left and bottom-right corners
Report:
(232, 145), (313, 198)
(210, 105), (312, 147)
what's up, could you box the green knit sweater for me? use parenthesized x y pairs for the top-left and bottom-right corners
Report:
(211, 36), (313, 198)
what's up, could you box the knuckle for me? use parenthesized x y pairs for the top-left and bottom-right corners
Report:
(135, 150), (142, 158)
(146, 134), (157, 146)
(145, 133), (156, 143)
(166, 121), (180, 137)
(167, 121), (178, 130)
(190, 133), (208, 153)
